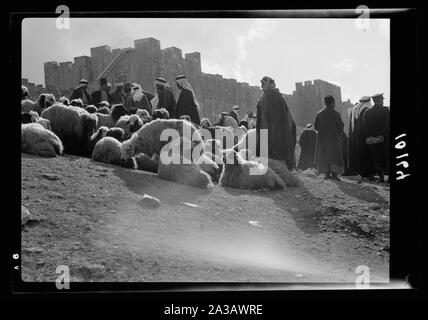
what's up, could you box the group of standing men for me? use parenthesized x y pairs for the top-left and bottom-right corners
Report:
(66, 74), (389, 183)
(297, 93), (390, 183)
(69, 75), (201, 123)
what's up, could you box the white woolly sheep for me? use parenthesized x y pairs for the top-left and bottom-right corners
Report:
(33, 93), (56, 115)
(219, 149), (285, 190)
(59, 96), (70, 105)
(254, 157), (300, 187)
(88, 126), (108, 155)
(41, 103), (98, 156)
(157, 152), (213, 189)
(21, 123), (63, 157)
(134, 153), (158, 173)
(91, 137), (122, 165)
(120, 119), (203, 162)
(28, 111), (51, 130)
(136, 109), (152, 123)
(115, 114), (144, 140)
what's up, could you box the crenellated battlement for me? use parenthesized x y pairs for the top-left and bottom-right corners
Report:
(38, 36), (347, 129)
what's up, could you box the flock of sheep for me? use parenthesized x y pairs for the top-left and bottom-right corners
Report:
(21, 94), (300, 191)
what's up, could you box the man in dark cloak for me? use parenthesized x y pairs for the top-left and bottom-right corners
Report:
(151, 77), (177, 118)
(175, 75), (201, 125)
(298, 123), (317, 170)
(314, 95), (345, 181)
(362, 93), (390, 183)
(91, 78), (112, 106)
(70, 79), (92, 106)
(110, 82), (126, 105)
(289, 119), (297, 170)
(348, 96), (376, 181)
(256, 76), (295, 170)
(341, 131), (352, 176)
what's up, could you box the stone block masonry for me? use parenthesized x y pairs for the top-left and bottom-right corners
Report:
(30, 37), (349, 131)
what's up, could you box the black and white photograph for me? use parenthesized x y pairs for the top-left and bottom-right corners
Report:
(7, 6), (424, 303)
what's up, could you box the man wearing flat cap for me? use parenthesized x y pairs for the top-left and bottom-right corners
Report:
(91, 77), (112, 106)
(70, 79), (92, 106)
(362, 93), (390, 183)
(314, 95), (345, 180)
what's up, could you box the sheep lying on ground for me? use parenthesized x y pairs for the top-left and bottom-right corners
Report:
(120, 119), (203, 161)
(41, 103), (98, 156)
(91, 137), (122, 165)
(254, 157), (300, 187)
(21, 123), (63, 157)
(165, 136), (219, 181)
(157, 152), (213, 189)
(134, 153), (158, 173)
(219, 149), (284, 190)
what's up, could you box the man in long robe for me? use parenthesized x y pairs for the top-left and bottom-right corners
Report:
(124, 83), (152, 114)
(362, 93), (390, 183)
(70, 79), (92, 106)
(91, 78), (112, 106)
(150, 77), (177, 118)
(348, 96), (376, 181)
(175, 75), (201, 125)
(256, 76), (295, 169)
(298, 123), (317, 170)
(110, 82), (126, 105)
(314, 95), (345, 180)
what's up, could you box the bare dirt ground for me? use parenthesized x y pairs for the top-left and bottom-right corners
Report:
(21, 153), (389, 283)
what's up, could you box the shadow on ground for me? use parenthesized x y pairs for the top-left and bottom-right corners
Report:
(332, 179), (389, 206)
(221, 175), (323, 235)
(110, 165), (212, 206)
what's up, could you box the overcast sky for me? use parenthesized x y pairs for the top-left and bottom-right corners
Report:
(22, 18), (390, 104)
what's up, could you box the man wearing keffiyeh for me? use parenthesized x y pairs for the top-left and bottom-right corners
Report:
(150, 77), (177, 118)
(175, 75), (201, 125)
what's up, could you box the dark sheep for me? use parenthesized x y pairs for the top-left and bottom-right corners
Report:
(85, 105), (98, 114)
(105, 127), (125, 142)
